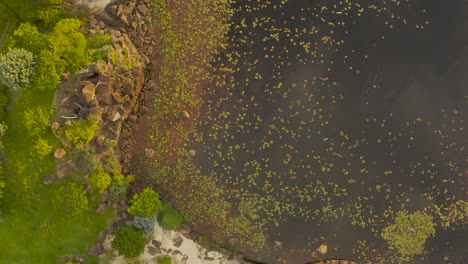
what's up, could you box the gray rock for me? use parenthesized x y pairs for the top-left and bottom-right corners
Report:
(151, 239), (162, 248)
(75, 69), (95, 79)
(128, 114), (138, 122)
(51, 122), (60, 135)
(95, 83), (111, 105)
(88, 105), (104, 116)
(96, 203), (107, 215)
(144, 148), (155, 158)
(90, 59), (107, 74)
(112, 93), (124, 104)
(147, 246), (157, 256)
(138, 4), (150, 16)
(177, 224), (192, 237)
(173, 236), (183, 248)
(56, 163), (71, 181)
(43, 173), (55, 185)
(140, 106), (149, 115)
(54, 148), (67, 159)
(97, 230), (107, 242)
(189, 149), (196, 156)
(172, 250), (182, 256)
(181, 111), (190, 119)
(87, 242), (103, 257)
(82, 82), (96, 103)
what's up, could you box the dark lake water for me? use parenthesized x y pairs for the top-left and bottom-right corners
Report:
(193, 0), (467, 263)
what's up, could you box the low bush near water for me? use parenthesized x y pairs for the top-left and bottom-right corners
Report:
(111, 225), (145, 258)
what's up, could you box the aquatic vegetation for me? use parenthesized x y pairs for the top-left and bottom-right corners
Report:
(144, 0), (465, 262)
(381, 210), (435, 256)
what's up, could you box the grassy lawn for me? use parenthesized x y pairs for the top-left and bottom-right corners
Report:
(0, 2), (114, 263)
(0, 2), (19, 45)
(0, 87), (113, 263)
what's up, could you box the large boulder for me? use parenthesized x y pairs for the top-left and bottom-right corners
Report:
(147, 246), (157, 256)
(95, 83), (112, 105)
(56, 163), (71, 181)
(177, 224), (192, 237)
(82, 82), (96, 103)
(90, 59), (107, 74)
(54, 148), (67, 159)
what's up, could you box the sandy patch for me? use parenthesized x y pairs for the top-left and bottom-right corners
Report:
(102, 221), (240, 264)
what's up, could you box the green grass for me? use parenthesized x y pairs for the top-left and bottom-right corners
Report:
(0, 2), (113, 263)
(0, 85), (113, 263)
(0, 2), (20, 46)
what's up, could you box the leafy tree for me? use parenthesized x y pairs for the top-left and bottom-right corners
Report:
(101, 155), (121, 175)
(64, 119), (99, 145)
(70, 144), (98, 173)
(53, 182), (89, 216)
(49, 18), (88, 72)
(32, 49), (63, 91)
(382, 211), (436, 256)
(108, 179), (128, 203)
(0, 48), (37, 92)
(158, 203), (185, 230)
(32, 137), (53, 158)
(111, 226), (145, 258)
(88, 167), (111, 192)
(11, 23), (47, 55)
(128, 188), (162, 217)
(132, 216), (157, 236)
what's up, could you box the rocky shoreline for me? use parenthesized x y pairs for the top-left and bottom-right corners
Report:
(53, 1), (390, 264)
(54, 0), (252, 263)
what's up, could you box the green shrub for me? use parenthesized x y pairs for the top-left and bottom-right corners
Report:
(87, 35), (113, 49)
(132, 216), (157, 236)
(32, 137), (53, 158)
(108, 179), (128, 203)
(64, 119), (99, 145)
(103, 138), (117, 150)
(0, 48), (37, 92)
(382, 211), (436, 256)
(32, 49), (64, 91)
(23, 106), (50, 136)
(88, 167), (111, 192)
(158, 203), (184, 230)
(101, 155), (121, 175)
(128, 188), (162, 217)
(11, 23), (48, 55)
(87, 113), (102, 125)
(70, 144), (98, 173)
(49, 18), (89, 72)
(159, 257), (172, 264)
(111, 226), (145, 258)
(53, 182), (89, 216)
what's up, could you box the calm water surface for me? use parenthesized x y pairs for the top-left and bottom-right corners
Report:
(194, 0), (467, 263)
